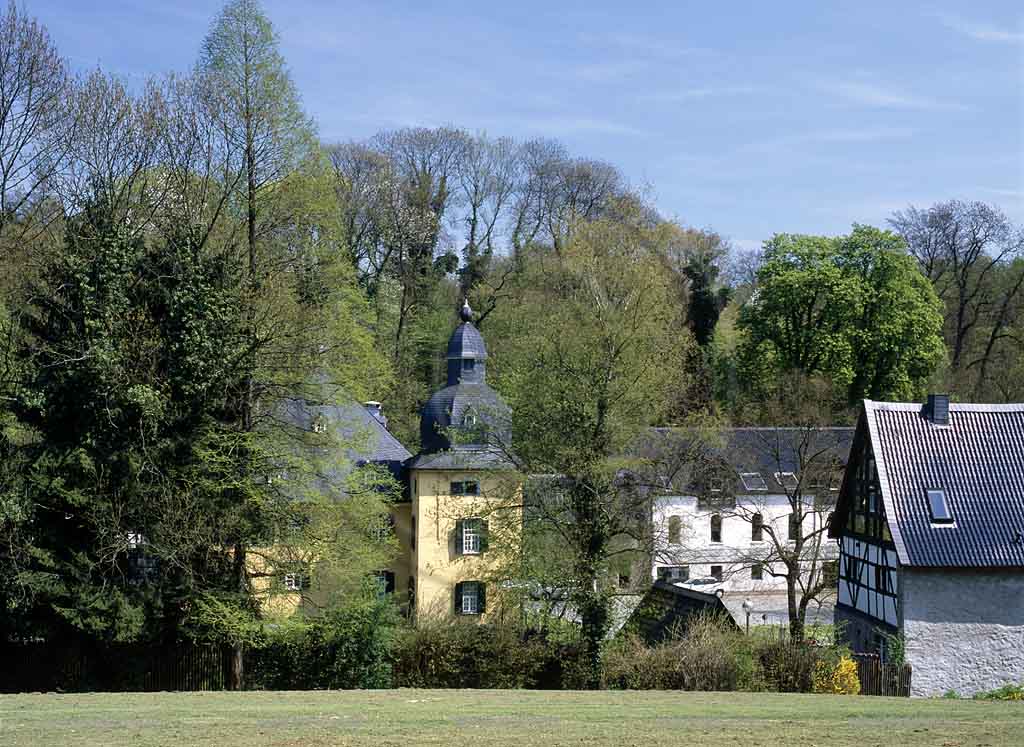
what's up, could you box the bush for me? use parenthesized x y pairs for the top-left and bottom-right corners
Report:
(603, 613), (761, 692)
(391, 616), (580, 689)
(249, 599), (399, 689)
(812, 655), (861, 695)
(756, 641), (828, 693)
(974, 684), (1024, 701)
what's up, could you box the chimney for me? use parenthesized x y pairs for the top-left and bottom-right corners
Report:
(364, 401), (387, 430)
(926, 394), (950, 426)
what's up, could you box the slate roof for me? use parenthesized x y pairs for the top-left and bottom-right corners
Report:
(406, 446), (516, 471)
(856, 400), (1024, 568)
(419, 382), (512, 455)
(446, 322), (488, 360)
(621, 581), (737, 644)
(280, 398), (412, 484)
(639, 427), (854, 494)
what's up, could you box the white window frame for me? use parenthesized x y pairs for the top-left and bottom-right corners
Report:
(283, 573), (301, 591)
(740, 472), (768, 491)
(774, 471), (798, 490)
(462, 518), (482, 555)
(461, 581), (480, 614)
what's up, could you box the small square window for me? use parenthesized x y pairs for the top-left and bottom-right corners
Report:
(926, 489), (952, 523)
(463, 359), (475, 372)
(710, 565), (723, 581)
(283, 573), (301, 591)
(451, 480), (479, 496)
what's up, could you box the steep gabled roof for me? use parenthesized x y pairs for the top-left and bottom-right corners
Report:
(847, 400), (1024, 568)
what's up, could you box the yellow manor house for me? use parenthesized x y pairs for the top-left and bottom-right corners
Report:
(267, 301), (518, 621)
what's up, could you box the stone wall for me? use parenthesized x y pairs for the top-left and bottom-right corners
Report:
(903, 568), (1024, 697)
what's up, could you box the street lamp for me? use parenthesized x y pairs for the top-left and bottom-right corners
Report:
(742, 598), (754, 635)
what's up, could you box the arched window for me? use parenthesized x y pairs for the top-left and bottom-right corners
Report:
(668, 516), (682, 545)
(751, 513), (763, 542)
(710, 514), (722, 543)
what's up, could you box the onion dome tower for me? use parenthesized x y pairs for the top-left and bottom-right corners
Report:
(411, 300), (511, 466)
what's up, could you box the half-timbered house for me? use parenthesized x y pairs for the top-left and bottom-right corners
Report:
(830, 395), (1024, 696)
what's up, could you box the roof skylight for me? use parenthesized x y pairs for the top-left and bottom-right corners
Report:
(740, 472), (768, 491)
(774, 471), (799, 490)
(926, 489), (953, 524)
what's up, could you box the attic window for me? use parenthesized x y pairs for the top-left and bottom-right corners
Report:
(927, 489), (953, 524)
(774, 472), (798, 490)
(740, 472), (768, 491)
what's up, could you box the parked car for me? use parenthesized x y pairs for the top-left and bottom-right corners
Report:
(676, 575), (727, 597)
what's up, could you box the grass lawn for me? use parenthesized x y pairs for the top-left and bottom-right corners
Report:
(1, 689), (1022, 747)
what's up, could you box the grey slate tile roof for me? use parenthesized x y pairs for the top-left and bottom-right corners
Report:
(406, 446), (516, 471)
(861, 400), (1024, 568)
(419, 382), (511, 455)
(639, 427), (854, 493)
(280, 397), (412, 483)
(446, 322), (488, 360)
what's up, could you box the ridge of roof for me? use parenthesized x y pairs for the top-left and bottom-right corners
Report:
(864, 399), (1024, 413)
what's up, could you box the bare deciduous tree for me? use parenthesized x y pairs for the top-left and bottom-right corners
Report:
(0, 1), (71, 236)
(890, 200), (1024, 394)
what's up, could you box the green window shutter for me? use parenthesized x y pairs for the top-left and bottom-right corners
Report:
(479, 519), (489, 552)
(478, 582), (486, 614)
(454, 582), (464, 615)
(455, 519), (464, 556)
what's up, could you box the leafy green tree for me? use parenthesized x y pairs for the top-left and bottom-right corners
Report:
(487, 204), (692, 686)
(738, 226), (944, 406)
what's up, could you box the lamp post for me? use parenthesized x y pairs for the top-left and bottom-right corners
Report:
(742, 598), (754, 635)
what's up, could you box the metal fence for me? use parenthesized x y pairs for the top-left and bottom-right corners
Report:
(0, 642), (233, 693)
(852, 653), (912, 696)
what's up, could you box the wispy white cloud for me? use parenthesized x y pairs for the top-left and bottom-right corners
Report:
(741, 126), (916, 154)
(576, 31), (706, 60)
(979, 187), (1024, 200)
(505, 115), (648, 137)
(818, 79), (967, 110)
(640, 85), (762, 103)
(934, 13), (1024, 44)
(574, 60), (650, 83)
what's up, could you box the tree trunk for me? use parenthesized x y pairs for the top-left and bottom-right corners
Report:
(230, 541), (246, 690)
(577, 582), (608, 689)
(786, 571), (804, 641)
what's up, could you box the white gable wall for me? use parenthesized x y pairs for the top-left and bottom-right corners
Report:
(652, 493), (837, 592)
(902, 567), (1024, 697)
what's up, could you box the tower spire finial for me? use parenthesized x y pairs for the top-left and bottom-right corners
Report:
(459, 298), (474, 323)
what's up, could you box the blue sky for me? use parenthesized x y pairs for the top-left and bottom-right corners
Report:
(31, 0), (1024, 251)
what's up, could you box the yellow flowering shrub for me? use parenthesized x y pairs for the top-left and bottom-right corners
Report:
(812, 655), (861, 695)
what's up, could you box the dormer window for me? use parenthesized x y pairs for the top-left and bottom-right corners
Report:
(927, 489), (953, 524)
(774, 472), (798, 490)
(740, 472), (767, 491)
